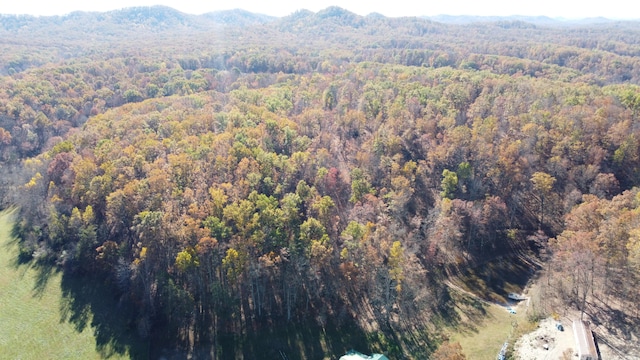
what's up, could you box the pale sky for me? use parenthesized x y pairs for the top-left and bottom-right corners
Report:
(0, 0), (636, 20)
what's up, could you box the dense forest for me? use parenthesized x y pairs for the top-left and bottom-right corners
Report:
(1, 6), (640, 359)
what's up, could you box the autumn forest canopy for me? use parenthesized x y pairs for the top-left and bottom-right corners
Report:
(1, 6), (640, 359)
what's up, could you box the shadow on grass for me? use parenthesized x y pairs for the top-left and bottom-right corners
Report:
(29, 261), (57, 299)
(459, 256), (538, 304)
(160, 304), (409, 360)
(6, 213), (149, 360)
(5, 217), (58, 299)
(11, 259), (150, 359)
(59, 272), (150, 359)
(441, 289), (486, 336)
(213, 318), (382, 360)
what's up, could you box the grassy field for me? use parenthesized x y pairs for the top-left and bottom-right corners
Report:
(444, 257), (540, 360)
(0, 209), (135, 359)
(448, 299), (530, 360)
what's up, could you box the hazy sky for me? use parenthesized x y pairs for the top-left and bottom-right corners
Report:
(0, 0), (635, 19)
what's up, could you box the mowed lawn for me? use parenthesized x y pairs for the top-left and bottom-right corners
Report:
(444, 281), (532, 360)
(449, 303), (525, 360)
(0, 210), (130, 359)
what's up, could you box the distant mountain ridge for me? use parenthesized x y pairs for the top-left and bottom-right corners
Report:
(275, 6), (368, 32)
(428, 14), (559, 25)
(201, 9), (276, 26)
(426, 14), (619, 25)
(0, 5), (276, 32)
(0, 5), (633, 31)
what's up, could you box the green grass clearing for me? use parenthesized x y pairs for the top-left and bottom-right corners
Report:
(444, 257), (540, 360)
(0, 209), (138, 359)
(448, 299), (528, 360)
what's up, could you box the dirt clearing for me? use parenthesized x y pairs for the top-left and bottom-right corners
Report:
(514, 318), (574, 360)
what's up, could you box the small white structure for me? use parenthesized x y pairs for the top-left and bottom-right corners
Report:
(572, 320), (598, 360)
(340, 350), (389, 360)
(507, 293), (526, 301)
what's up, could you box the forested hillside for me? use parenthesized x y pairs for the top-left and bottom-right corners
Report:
(1, 6), (639, 359)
